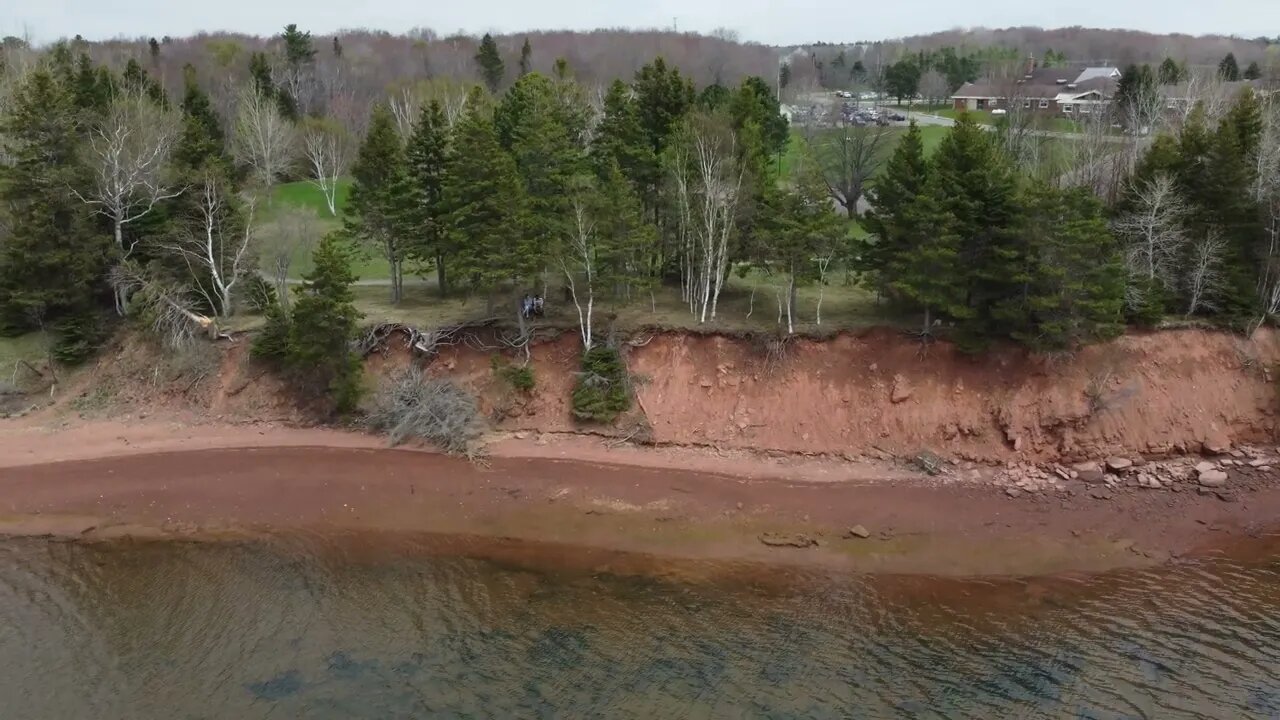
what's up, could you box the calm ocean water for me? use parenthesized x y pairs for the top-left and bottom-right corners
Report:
(1, 534), (1278, 719)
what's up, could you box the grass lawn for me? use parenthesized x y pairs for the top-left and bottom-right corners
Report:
(783, 124), (949, 178)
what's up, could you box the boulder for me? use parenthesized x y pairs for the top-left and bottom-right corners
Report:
(847, 525), (871, 539)
(1106, 457), (1133, 472)
(1078, 468), (1107, 485)
(1194, 461), (1217, 474)
(1202, 431), (1232, 455)
(1197, 470), (1228, 488)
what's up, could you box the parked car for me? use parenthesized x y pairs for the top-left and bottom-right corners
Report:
(887, 111), (906, 121)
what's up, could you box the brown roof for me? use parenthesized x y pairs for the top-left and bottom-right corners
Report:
(953, 66), (1119, 100)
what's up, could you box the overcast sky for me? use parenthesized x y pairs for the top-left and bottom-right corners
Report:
(6, 0), (1279, 46)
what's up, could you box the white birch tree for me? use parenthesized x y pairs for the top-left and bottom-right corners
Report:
(559, 196), (598, 349)
(302, 118), (353, 216)
(159, 172), (257, 317)
(232, 87), (297, 193)
(1112, 173), (1188, 310)
(1186, 229), (1226, 317)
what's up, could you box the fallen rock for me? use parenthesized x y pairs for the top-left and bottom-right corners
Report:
(890, 375), (912, 404)
(847, 525), (871, 539)
(1215, 490), (1237, 503)
(759, 533), (817, 548)
(1198, 470), (1228, 488)
(1006, 487), (1023, 498)
(1106, 457), (1133, 472)
(1089, 489), (1114, 501)
(1249, 458), (1269, 468)
(1195, 461), (1218, 474)
(1078, 468), (1107, 485)
(1202, 432), (1232, 455)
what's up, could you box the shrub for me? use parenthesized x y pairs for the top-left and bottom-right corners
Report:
(50, 312), (109, 365)
(252, 302), (292, 362)
(368, 369), (482, 453)
(242, 275), (279, 313)
(490, 355), (536, 392)
(571, 345), (631, 423)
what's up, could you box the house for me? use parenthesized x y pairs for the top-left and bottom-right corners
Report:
(951, 60), (1121, 118)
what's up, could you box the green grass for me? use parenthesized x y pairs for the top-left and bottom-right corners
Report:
(270, 179), (352, 216)
(0, 332), (51, 389)
(783, 125), (948, 179)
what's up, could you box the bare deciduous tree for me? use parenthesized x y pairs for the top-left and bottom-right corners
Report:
(302, 118), (353, 216)
(109, 262), (219, 348)
(262, 206), (317, 308)
(1186, 229), (1226, 317)
(1112, 174), (1188, 310)
(918, 69), (949, 108)
(232, 87), (297, 192)
(76, 90), (184, 257)
(559, 195), (598, 349)
(812, 111), (892, 219)
(669, 114), (744, 323)
(159, 173), (257, 317)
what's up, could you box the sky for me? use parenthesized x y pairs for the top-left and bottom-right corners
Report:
(5, 0), (1279, 46)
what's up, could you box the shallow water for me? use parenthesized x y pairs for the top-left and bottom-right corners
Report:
(1, 535), (1279, 719)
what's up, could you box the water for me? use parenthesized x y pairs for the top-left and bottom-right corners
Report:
(1, 535), (1279, 719)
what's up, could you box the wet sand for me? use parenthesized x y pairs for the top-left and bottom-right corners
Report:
(1, 418), (1278, 577)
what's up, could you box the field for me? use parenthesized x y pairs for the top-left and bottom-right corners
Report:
(781, 124), (949, 179)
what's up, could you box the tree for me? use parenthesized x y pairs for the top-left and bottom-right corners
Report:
(634, 58), (695, 215)
(813, 114), (892, 219)
(148, 37), (160, 64)
(1220, 53), (1241, 81)
(1011, 184), (1125, 350)
(301, 117), (353, 216)
(864, 121), (929, 282)
(729, 76), (789, 160)
(158, 169), (256, 317)
(346, 105), (409, 303)
(666, 111), (744, 323)
(886, 191), (966, 337)
(518, 37), (532, 76)
(591, 79), (653, 196)
(232, 86), (297, 193)
(403, 100), (451, 295)
(918, 69), (950, 107)
(883, 59), (921, 105)
(0, 68), (111, 355)
(1158, 57), (1184, 85)
(441, 89), (528, 294)
(263, 206), (316, 307)
(76, 89), (184, 263)
(1112, 174), (1188, 316)
(277, 24), (316, 118)
(174, 65), (229, 174)
(1244, 61), (1263, 81)
(475, 33), (505, 93)
(287, 233), (363, 413)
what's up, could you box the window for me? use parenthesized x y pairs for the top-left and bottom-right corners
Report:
(1079, 104), (1092, 114)
(1062, 104), (1073, 113)
(1023, 98), (1031, 108)
(1038, 99), (1049, 109)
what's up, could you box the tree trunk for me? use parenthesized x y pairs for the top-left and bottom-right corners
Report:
(436, 253), (448, 297)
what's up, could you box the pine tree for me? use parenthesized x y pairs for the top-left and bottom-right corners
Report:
(286, 233), (363, 413)
(518, 37), (532, 76)
(346, 104), (409, 303)
(441, 89), (529, 293)
(475, 33), (505, 94)
(729, 76), (790, 160)
(1219, 53), (1241, 81)
(1227, 88), (1264, 162)
(148, 37), (160, 64)
(1244, 61), (1263, 81)
(595, 159), (658, 300)
(886, 191), (967, 336)
(633, 58), (695, 217)
(0, 69), (112, 358)
(403, 100), (451, 295)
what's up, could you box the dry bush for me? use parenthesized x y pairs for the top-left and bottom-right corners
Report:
(367, 369), (483, 454)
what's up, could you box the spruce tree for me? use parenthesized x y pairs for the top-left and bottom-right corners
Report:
(1244, 61), (1263, 81)
(174, 65), (229, 173)
(729, 76), (790, 160)
(864, 121), (928, 284)
(475, 33), (505, 93)
(0, 69), (112, 358)
(286, 233), (363, 413)
(1219, 53), (1241, 81)
(518, 37), (532, 76)
(929, 115), (1020, 347)
(441, 89), (529, 293)
(1011, 184), (1125, 350)
(403, 100), (451, 295)
(1158, 57), (1183, 85)
(886, 191), (967, 336)
(595, 159), (658, 300)
(591, 79), (654, 198)
(346, 104), (409, 303)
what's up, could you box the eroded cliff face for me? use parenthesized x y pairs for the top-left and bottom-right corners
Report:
(68, 326), (1280, 463)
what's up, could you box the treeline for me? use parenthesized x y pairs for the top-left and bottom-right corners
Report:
(864, 88), (1280, 350)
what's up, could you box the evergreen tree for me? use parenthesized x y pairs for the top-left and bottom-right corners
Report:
(148, 37), (160, 63)
(518, 37), (532, 76)
(633, 58), (695, 216)
(1227, 88), (1264, 161)
(883, 59), (921, 104)
(332, 36), (343, 58)
(286, 233), (363, 413)
(595, 159), (658, 300)
(248, 52), (275, 98)
(698, 83), (731, 110)
(174, 64), (229, 173)
(864, 122), (929, 284)
(0, 69), (112, 358)
(591, 80), (654, 197)
(403, 100), (451, 295)
(929, 115), (1020, 347)
(1219, 53), (1241, 81)
(441, 89), (529, 293)
(475, 33), (505, 93)
(1158, 57), (1183, 85)
(1244, 61), (1263, 80)
(779, 63), (792, 90)
(886, 191), (967, 336)
(346, 104), (410, 303)
(1010, 184), (1125, 350)
(729, 76), (790, 160)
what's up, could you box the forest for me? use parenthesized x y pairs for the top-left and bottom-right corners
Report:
(0, 25), (1278, 413)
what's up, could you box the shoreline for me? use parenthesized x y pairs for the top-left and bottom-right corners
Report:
(2, 416), (1279, 577)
